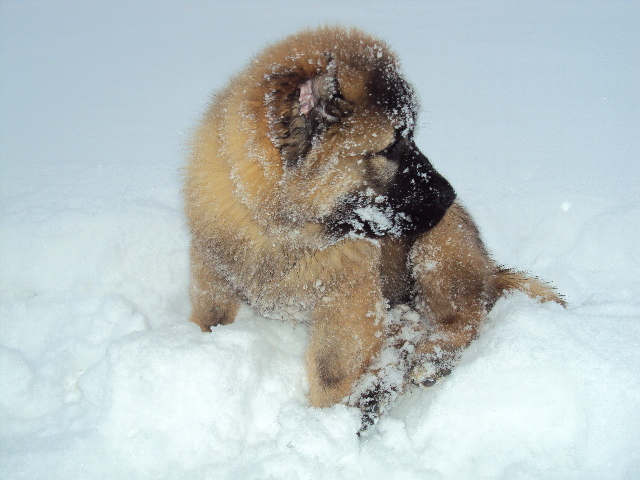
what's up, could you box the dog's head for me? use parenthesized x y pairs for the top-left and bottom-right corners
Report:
(245, 27), (455, 240)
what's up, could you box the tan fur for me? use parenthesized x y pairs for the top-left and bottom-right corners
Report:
(184, 26), (564, 423)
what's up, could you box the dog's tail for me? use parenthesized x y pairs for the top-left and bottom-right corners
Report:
(494, 268), (566, 307)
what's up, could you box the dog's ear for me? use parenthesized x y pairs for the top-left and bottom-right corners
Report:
(281, 74), (343, 168)
(298, 74), (344, 125)
(285, 74), (354, 168)
(269, 71), (352, 169)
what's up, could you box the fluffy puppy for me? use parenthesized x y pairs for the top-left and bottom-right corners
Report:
(183, 26), (563, 428)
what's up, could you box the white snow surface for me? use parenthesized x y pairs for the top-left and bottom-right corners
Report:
(1, 1), (639, 479)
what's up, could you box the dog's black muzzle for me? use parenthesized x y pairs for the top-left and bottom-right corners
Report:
(326, 139), (456, 239)
(386, 140), (456, 236)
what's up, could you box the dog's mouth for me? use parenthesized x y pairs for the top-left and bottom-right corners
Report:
(325, 135), (456, 240)
(325, 185), (456, 240)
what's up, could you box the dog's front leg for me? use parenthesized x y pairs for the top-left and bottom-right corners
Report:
(189, 242), (241, 332)
(306, 274), (385, 410)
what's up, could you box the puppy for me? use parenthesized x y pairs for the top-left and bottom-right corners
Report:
(183, 26), (563, 428)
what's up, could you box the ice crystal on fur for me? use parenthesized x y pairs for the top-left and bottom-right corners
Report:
(353, 205), (394, 235)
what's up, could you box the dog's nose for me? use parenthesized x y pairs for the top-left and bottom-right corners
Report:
(438, 184), (456, 209)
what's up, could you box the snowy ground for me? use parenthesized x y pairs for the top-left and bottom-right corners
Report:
(1, 1), (639, 479)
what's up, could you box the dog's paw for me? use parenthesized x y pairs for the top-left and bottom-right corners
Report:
(408, 343), (457, 387)
(354, 382), (389, 435)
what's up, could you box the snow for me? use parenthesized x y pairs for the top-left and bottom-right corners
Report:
(1, 0), (639, 479)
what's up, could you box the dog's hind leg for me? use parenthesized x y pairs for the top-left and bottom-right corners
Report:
(408, 203), (498, 385)
(408, 202), (564, 385)
(189, 243), (240, 332)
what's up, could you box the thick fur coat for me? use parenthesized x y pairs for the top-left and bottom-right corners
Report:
(184, 27), (563, 428)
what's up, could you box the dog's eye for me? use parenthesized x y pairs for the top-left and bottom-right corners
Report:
(379, 128), (409, 159)
(379, 137), (401, 159)
(381, 137), (397, 153)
